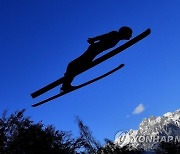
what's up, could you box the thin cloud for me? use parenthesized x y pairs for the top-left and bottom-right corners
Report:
(126, 115), (130, 118)
(132, 103), (145, 115)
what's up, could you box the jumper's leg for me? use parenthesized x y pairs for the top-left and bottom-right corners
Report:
(61, 55), (92, 92)
(61, 73), (75, 92)
(61, 60), (77, 92)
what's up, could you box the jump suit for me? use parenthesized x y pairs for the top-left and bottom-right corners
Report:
(62, 31), (121, 90)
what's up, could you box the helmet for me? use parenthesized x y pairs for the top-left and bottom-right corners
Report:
(119, 26), (133, 40)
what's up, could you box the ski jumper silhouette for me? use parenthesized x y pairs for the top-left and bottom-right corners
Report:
(61, 26), (133, 92)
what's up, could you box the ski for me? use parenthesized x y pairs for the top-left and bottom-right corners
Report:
(32, 64), (124, 107)
(31, 28), (151, 98)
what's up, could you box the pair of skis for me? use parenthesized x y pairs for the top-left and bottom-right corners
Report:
(31, 28), (151, 107)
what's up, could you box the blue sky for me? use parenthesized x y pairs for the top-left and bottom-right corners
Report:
(1, 0), (180, 142)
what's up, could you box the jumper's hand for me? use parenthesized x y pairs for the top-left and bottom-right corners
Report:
(87, 38), (94, 44)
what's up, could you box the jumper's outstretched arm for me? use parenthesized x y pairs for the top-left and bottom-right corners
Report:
(87, 32), (113, 44)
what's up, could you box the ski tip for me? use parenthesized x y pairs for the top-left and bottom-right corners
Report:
(146, 28), (151, 34)
(116, 64), (125, 70)
(120, 64), (125, 67)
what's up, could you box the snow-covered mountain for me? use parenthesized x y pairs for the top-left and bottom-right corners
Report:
(115, 109), (180, 151)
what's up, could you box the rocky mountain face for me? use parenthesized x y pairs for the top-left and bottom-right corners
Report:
(115, 109), (180, 151)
